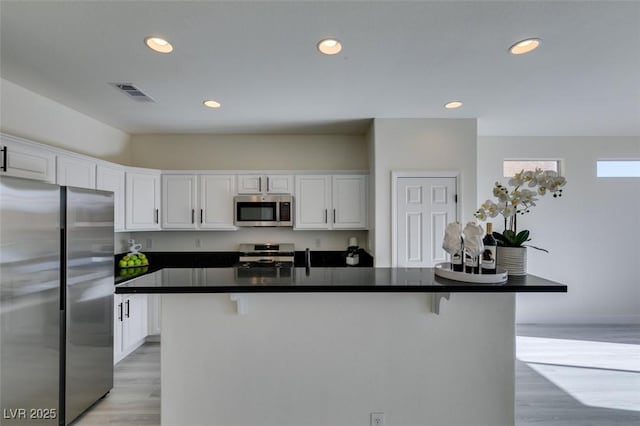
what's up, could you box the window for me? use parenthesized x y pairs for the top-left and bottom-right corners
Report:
(503, 160), (560, 177)
(596, 160), (640, 177)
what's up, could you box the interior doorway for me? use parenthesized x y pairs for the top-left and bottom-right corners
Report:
(392, 172), (459, 267)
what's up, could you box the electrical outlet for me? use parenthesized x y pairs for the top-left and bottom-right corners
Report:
(371, 412), (385, 426)
(145, 239), (152, 249)
(314, 238), (321, 248)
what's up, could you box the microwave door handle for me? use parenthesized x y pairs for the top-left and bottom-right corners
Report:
(275, 202), (280, 222)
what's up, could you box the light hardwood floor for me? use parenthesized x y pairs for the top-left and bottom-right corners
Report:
(73, 343), (160, 426)
(73, 325), (640, 425)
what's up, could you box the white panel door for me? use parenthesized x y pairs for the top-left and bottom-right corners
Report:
(294, 175), (331, 229)
(396, 177), (457, 267)
(199, 175), (236, 229)
(162, 175), (198, 229)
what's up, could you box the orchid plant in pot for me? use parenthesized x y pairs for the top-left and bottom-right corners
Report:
(474, 168), (567, 274)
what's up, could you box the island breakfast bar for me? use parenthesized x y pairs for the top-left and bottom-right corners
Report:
(117, 267), (566, 426)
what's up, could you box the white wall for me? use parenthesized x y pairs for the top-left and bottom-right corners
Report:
(163, 292), (516, 426)
(132, 229), (368, 253)
(372, 118), (478, 266)
(0, 78), (131, 164)
(478, 136), (640, 324)
(129, 133), (367, 170)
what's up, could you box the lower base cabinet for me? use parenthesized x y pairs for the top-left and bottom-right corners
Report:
(114, 293), (148, 364)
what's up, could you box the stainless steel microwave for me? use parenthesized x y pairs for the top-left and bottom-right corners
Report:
(234, 195), (293, 227)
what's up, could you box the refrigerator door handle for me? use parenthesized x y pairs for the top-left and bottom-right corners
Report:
(118, 302), (123, 321)
(125, 299), (130, 318)
(1, 146), (7, 172)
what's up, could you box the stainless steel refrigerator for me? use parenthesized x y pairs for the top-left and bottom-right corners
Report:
(1, 176), (114, 425)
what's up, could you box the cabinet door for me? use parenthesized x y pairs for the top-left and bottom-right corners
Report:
(294, 175), (331, 229)
(0, 137), (56, 182)
(266, 175), (293, 194)
(125, 171), (161, 230)
(122, 294), (148, 354)
(162, 175), (197, 229)
(237, 175), (263, 194)
(199, 175), (236, 230)
(332, 175), (368, 229)
(147, 295), (162, 336)
(114, 295), (124, 362)
(56, 155), (96, 189)
(97, 164), (126, 231)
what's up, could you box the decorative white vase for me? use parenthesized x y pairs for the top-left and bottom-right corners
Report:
(496, 246), (527, 276)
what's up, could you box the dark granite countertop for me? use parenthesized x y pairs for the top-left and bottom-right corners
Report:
(115, 267), (567, 294)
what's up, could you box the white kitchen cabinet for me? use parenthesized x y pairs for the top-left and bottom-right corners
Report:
(295, 175), (332, 229)
(295, 174), (368, 230)
(161, 174), (236, 230)
(199, 175), (237, 230)
(0, 133), (56, 182)
(162, 174), (198, 229)
(96, 164), (126, 231)
(147, 294), (162, 337)
(114, 292), (148, 364)
(238, 174), (293, 194)
(331, 175), (368, 229)
(126, 169), (161, 230)
(56, 154), (96, 189)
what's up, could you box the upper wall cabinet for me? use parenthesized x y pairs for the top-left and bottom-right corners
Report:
(295, 174), (368, 230)
(126, 169), (161, 230)
(96, 164), (126, 231)
(0, 133), (56, 183)
(238, 174), (293, 194)
(56, 154), (97, 189)
(162, 174), (236, 230)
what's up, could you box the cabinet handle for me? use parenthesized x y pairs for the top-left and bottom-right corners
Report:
(125, 300), (130, 318)
(259, 176), (262, 192)
(118, 302), (123, 321)
(191, 209), (195, 224)
(155, 209), (159, 224)
(0, 147), (7, 172)
(266, 176), (270, 192)
(333, 208), (336, 223)
(200, 209), (204, 224)
(324, 209), (328, 224)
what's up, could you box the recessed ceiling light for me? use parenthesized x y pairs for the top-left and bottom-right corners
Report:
(317, 38), (342, 55)
(144, 36), (173, 53)
(509, 38), (541, 55)
(203, 100), (221, 109)
(444, 101), (463, 109)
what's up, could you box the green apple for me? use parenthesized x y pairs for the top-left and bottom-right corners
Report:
(119, 260), (128, 268)
(138, 253), (146, 259)
(134, 259), (142, 266)
(127, 260), (135, 267)
(130, 254), (138, 261)
(122, 255), (130, 262)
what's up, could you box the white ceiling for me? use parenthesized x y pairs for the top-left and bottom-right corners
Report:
(1, 0), (639, 136)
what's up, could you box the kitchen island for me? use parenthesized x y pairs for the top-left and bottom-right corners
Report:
(117, 267), (566, 426)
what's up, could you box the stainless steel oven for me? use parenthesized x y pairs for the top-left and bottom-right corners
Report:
(234, 195), (293, 227)
(234, 243), (295, 284)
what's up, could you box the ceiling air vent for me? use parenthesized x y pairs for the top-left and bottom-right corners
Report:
(109, 82), (155, 102)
